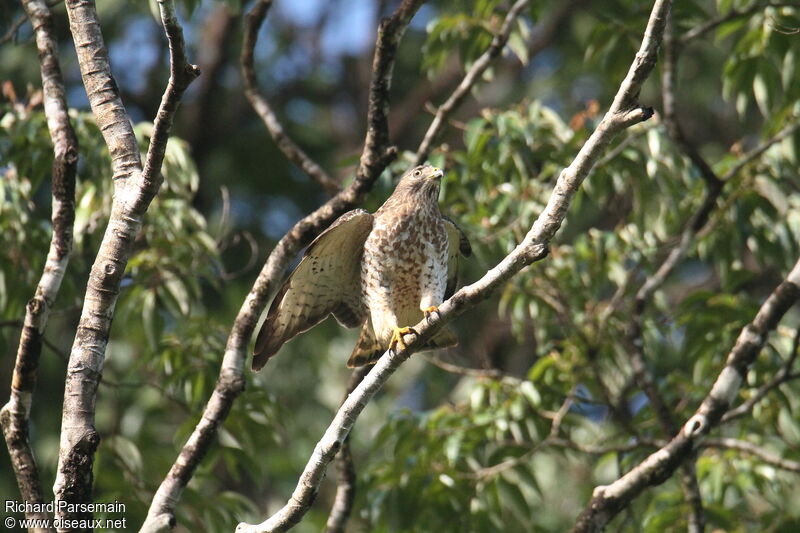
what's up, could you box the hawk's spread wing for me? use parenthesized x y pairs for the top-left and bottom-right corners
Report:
(253, 209), (373, 370)
(443, 215), (472, 299)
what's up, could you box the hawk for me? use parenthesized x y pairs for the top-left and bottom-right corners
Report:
(253, 164), (471, 370)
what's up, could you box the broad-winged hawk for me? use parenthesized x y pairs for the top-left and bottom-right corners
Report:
(253, 164), (471, 370)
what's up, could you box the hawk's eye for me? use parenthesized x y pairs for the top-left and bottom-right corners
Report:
(413, 170), (421, 177)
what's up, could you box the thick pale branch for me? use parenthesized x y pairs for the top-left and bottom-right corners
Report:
(141, 3), (421, 530)
(1, 0), (77, 529)
(55, 0), (196, 524)
(570, 259), (800, 533)
(414, 0), (530, 165)
(241, 0), (340, 196)
(237, 1), (670, 531)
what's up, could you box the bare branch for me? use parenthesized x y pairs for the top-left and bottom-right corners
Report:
(143, 0), (201, 182)
(570, 259), (800, 533)
(54, 0), (196, 522)
(141, 3), (421, 529)
(426, 353), (508, 380)
(469, 433), (663, 480)
(1, 0), (77, 529)
(237, 1), (670, 531)
(241, 0), (341, 196)
(0, 12), (29, 46)
(391, 0), (582, 145)
(414, 0), (530, 165)
(1, 1), (61, 45)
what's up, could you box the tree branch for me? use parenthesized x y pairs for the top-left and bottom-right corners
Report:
(570, 258), (800, 533)
(237, 1), (670, 531)
(1, 11), (30, 46)
(414, 0), (531, 165)
(1, 0), (77, 529)
(54, 0), (196, 523)
(141, 3), (421, 530)
(241, 0), (340, 196)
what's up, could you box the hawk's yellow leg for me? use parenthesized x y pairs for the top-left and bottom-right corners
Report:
(422, 306), (439, 320)
(389, 326), (417, 352)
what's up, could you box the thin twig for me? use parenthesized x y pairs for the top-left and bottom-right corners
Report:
(634, 119), (800, 306)
(241, 0), (341, 196)
(701, 437), (800, 473)
(678, 2), (795, 47)
(465, 435), (663, 480)
(237, 1), (669, 530)
(0, 1), (62, 46)
(414, 0), (531, 165)
(593, 123), (654, 170)
(1, 1), (77, 529)
(0, 13), (29, 46)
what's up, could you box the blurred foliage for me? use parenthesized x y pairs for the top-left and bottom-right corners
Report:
(2, 0), (800, 532)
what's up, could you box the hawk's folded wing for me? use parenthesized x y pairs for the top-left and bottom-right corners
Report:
(443, 215), (472, 299)
(253, 209), (373, 370)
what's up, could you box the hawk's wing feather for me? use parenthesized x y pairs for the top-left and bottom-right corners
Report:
(443, 216), (472, 299)
(253, 209), (373, 370)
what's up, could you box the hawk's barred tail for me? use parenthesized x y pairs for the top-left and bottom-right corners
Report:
(347, 323), (384, 367)
(428, 326), (458, 350)
(346, 323), (459, 367)
(252, 315), (283, 371)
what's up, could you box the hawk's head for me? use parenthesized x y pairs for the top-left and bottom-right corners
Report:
(395, 164), (444, 202)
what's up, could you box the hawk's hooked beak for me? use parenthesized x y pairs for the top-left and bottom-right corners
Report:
(429, 167), (444, 180)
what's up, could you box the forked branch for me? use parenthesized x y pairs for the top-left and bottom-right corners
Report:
(55, 0), (197, 524)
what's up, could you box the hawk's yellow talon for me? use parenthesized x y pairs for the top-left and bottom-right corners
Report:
(389, 326), (417, 352)
(422, 306), (439, 320)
